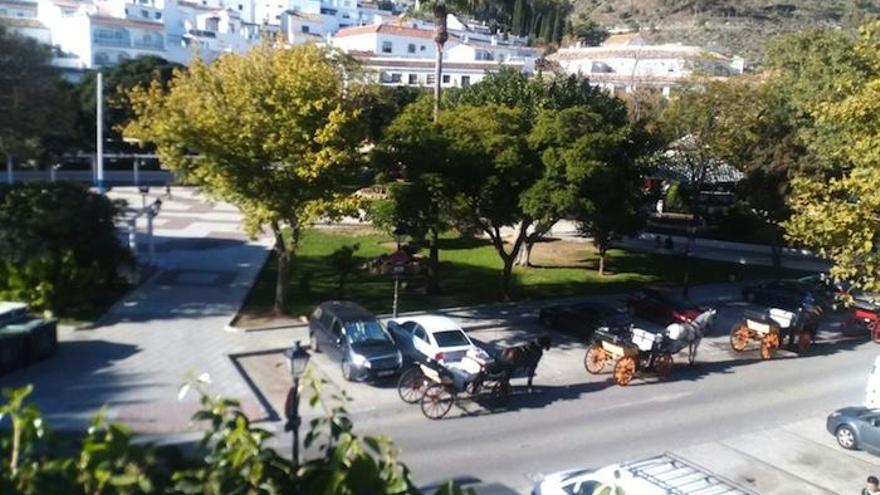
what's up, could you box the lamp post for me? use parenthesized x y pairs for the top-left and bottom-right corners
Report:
(391, 226), (407, 318)
(284, 341), (310, 473)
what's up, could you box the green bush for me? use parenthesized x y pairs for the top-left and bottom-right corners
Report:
(0, 183), (132, 316)
(663, 182), (691, 214)
(0, 374), (474, 495)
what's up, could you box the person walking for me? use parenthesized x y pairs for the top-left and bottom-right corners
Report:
(862, 475), (880, 495)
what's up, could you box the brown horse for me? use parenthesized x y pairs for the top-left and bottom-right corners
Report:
(500, 335), (551, 392)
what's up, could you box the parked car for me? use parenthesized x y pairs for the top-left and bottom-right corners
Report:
(387, 315), (489, 364)
(308, 301), (402, 382)
(827, 406), (880, 455)
(539, 301), (631, 337)
(532, 454), (751, 494)
(742, 280), (830, 313)
(625, 288), (701, 324)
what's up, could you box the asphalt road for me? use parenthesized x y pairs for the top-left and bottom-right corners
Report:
(294, 285), (879, 494)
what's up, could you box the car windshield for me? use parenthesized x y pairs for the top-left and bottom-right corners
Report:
(433, 330), (470, 348)
(345, 320), (390, 345)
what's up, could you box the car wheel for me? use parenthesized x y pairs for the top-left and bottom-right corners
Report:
(341, 360), (354, 382)
(836, 425), (858, 450)
(309, 332), (320, 353)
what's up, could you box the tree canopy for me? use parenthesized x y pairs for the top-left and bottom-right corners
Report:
(126, 43), (365, 313)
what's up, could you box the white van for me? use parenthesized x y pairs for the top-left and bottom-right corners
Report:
(531, 454), (755, 495)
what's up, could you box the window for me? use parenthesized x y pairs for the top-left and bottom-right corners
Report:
(420, 45), (426, 51)
(413, 326), (427, 342)
(331, 320), (342, 337)
(238, 3), (242, 8)
(301, 25), (310, 33)
(344, 321), (390, 345)
(342, 13), (349, 18)
(141, 9), (149, 17)
(426, 74), (435, 84)
(442, 74), (450, 84)
(154, 11), (161, 18)
(407, 43), (415, 53)
(390, 73), (401, 83)
(407, 73), (417, 84)
(460, 75), (470, 86)
(381, 40), (392, 53)
(433, 330), (470, 347)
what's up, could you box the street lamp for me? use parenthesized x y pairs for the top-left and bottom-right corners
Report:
(284, 341), (310, 473)
(393, 225), (407, 250)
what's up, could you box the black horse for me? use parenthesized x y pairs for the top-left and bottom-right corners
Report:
(499, 335), (552, 392)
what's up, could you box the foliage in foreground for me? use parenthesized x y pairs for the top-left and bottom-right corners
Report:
(0, 182), (131, 315)
(0, 371), (473, 495)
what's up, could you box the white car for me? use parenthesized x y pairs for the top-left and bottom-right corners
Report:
(387, 315), (489, 363)
(532, 454), (753, 495)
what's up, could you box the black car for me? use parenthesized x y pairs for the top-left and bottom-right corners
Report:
(742, 280), (830, 312)
(827, 406), (880, 455)
(626, 288), (702, 324)
(539, 301), (631, 337)
(308, 301), (403, 382)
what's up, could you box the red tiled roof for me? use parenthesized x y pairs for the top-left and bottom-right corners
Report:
(89, 15), (164, 30)
(335, 23), (435, 40)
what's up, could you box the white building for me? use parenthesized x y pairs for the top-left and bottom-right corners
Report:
(331, 22), (538, 88)
(549, 32), (745, 97)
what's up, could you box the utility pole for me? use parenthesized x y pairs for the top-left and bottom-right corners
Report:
(96, 72), (105, 193)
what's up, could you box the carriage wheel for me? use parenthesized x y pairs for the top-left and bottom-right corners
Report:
(760, 332), (780, 360)
(397, 367), (427, 404)
(655, 353), (674, 378)
(796, 331), (813, 354)
(584, 344), (607, 374)
(488, 380), (512, 407)
(420, 383), (455, 420)
(730, 323), (751, 352)
(613, 356), (637, 386)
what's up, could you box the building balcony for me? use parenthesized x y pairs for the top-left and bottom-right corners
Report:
(187, 28), (217, 38)
(93, 37), (131, 48)
(132, 39), (164, 50)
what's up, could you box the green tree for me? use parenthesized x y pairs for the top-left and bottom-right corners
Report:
(783, 22), (880, 293)
(74, 55), (183, 150)
(0, 182), (131, 316)
(371, 98), (451, 293)
(511, 0), (526, 36)
(330, 243), (360, 296)
(530, 106), (645, 275)
(440, 104), (539, 297)
(0, 24), (72, 171)
(126, 43), (364, 315)
(571, 17), (608, 46)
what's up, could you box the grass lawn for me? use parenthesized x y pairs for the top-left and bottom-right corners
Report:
(236, 227), (807, 326)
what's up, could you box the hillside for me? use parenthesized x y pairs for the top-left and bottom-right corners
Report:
(572, 0), (880, 62)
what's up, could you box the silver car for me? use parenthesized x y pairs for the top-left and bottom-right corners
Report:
(827, 407), (880, 454)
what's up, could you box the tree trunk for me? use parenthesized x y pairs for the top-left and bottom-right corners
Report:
(501, 255), (515, 300)
(427, 226), (439, 294)
(272, 221), (290, 316)
(516, 238), (534, 267)
(598, 245), (606, 276)
(432, 3), (448, 122)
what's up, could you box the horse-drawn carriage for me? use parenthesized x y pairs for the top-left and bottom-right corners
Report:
(847, 297), (880, 343)
(584, 309), (716, 386)
(396, 336), (551, 419)
(397, 350), (513, 419)
(729, 304), (819, 359)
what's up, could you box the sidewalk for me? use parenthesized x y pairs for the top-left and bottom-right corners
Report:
(0, 187), (299, 433)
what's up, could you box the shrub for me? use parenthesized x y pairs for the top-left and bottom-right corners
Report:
(663, 182), (691, 214)
(0, 183), (131, 316)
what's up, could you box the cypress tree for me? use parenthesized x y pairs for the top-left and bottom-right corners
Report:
(552, 7), (565, 43)
(541, 9), (555, 42)
(512, 0), (525, 36)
